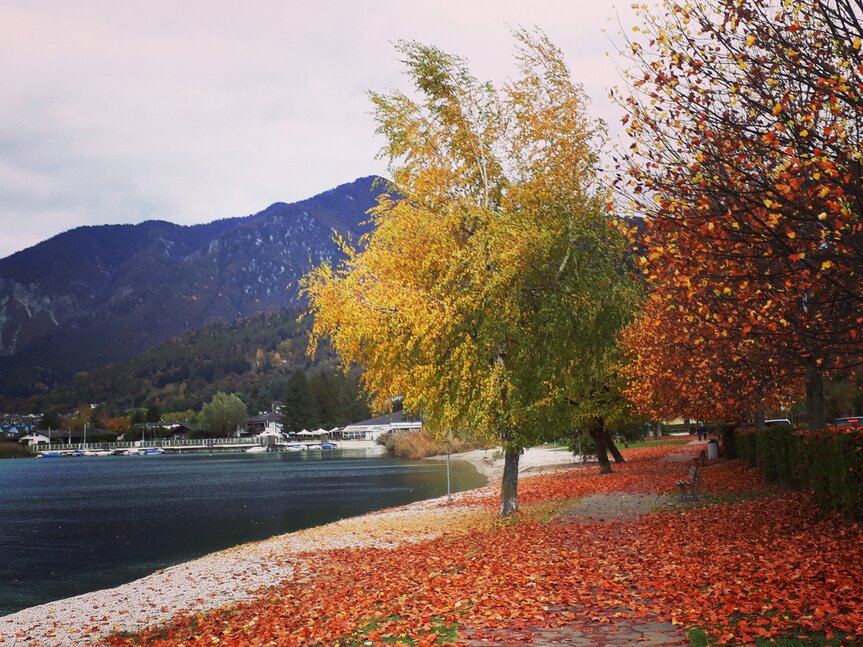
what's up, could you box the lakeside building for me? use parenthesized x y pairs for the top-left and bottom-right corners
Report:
(244, 413), (283, 437)
(122, 422), (197, 441)
(19, 429), (87, 445)
(338, 411), (422, 441)
(18, 432), (51, 446)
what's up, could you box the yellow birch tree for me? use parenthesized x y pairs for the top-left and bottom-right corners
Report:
(304, 31), (636, 516)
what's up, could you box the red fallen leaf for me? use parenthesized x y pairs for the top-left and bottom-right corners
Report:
(102, 451), (863, 647)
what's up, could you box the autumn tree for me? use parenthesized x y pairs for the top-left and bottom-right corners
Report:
(621, 296), (800, 425)
(104, 415), (132, 433)
(616, 0), (863, 429)
(201, 392), (246, 437)
(305, 31), (636, 515)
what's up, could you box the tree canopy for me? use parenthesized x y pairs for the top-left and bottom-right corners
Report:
(201, 392), (247, 437)
(615, 0), (863, 428)
(304, 30), (637, 515)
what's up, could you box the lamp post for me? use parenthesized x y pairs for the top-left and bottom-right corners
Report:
(445, 431), (452, 504)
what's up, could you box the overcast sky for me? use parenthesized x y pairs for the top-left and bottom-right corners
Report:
(0, 1), (641, 260)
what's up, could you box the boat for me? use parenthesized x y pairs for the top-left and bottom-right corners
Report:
(285, 444), (305, 451)
(320, 442), (338, 449)
(245, 446), (268, 453)
(38, 451), (64, 458)
(142, 448), (165, 455)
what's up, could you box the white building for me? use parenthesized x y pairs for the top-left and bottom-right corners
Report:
(339, 411), (422, 441)
(18, 432), (51, 446)
(245, 413), (283, 438)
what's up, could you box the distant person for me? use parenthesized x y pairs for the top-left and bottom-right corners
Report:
(696, 421), (705, 441)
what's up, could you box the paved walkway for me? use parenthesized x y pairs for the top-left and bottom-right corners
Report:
(466, 484), (693, 645)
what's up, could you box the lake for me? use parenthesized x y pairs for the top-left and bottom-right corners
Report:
(0, 450), (484, 617)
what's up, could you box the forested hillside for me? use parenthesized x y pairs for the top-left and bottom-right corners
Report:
(4, 308), (370, 426)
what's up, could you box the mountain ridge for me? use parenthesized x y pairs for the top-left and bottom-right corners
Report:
(0, 176), (386, 400)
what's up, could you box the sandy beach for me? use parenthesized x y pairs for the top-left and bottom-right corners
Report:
(0, 445), (580, 646)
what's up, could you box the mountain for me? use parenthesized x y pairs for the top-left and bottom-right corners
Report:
(0, 176), (386, 400)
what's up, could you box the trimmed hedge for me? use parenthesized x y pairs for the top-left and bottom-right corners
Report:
(736, 425), (863, 520)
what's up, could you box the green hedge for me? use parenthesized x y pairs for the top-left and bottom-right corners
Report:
(736, 425), (863, 520)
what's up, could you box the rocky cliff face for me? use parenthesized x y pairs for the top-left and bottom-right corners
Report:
(0, 176), (384, 394)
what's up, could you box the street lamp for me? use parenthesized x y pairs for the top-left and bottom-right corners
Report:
(446, 436), (452, 504)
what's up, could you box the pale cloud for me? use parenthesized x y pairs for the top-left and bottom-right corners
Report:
(0, 0), (641, 259)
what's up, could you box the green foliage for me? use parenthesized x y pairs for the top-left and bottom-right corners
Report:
(2, 309), (370, 425)
(737, 431), (757, 468)
(718, 424), (738, 460)
(38, 410), (60, 430)
(85, 430), (120, 443)
(688, 626), (853, 647)
(307, 31), (637, 450)
(736, 426), (863, 520)
(282, 369), (370, 432)
(755, 424), (794, 483)
(282, 370), (318, 431)
(145, 404), (161, 423)
(162, 410), (199, 424)
(201, 392), (247, 437)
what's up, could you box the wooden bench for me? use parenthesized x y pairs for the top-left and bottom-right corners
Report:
(676, 462), (701, 502)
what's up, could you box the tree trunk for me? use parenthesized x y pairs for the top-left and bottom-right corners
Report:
(589, 419), (613, 474)
(500, 447), (520, 517)
(605, 429), (625, 463)
(806, 363), (825, 431)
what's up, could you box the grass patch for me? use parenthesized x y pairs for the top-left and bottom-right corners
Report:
(701, 484), (789, 506)
(688, 627), (855, 646)
(520, 498), (583, 523)
(623, 438), (692, 449)
(341, 614), (459, 646)
(489, 498), (583, 527)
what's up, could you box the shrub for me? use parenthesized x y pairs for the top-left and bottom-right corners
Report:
(377, 430), (479, 459)
(735, 425), (863, 520)
(0, 442), (33, 459)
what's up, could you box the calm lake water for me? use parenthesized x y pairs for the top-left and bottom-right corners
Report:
(0, 450), (484, 617)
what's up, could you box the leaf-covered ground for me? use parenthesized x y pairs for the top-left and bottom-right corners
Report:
(104, 443), (863, 646)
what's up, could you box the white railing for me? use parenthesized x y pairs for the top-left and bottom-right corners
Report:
(28, 437), (262, 452)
